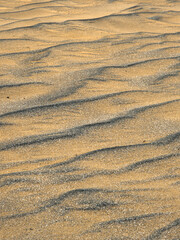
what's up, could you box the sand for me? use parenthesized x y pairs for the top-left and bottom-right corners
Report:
(0, 0), (180, 239)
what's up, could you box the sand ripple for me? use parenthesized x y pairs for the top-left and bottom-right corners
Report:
(0, 0), (180, 239)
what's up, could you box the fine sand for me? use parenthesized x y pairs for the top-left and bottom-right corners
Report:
(0, 0), (180, 239)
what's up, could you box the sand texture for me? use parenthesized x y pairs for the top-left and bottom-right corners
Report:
(0, 0), (180, 239)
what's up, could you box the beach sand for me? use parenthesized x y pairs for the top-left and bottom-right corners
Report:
(0, 0), (180, 239)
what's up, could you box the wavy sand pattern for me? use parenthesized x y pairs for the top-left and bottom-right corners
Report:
(0, 0), (180, 239)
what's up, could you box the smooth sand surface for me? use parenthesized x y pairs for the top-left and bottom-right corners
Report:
(0, 0), (180, 239)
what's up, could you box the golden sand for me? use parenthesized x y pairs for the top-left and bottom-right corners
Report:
(0, 0), (180, 239)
